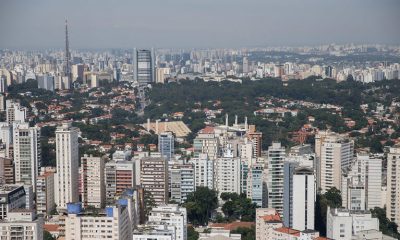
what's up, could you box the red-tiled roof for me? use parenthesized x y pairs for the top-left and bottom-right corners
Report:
(274, 227), (300, 236)
(44, 224), (59, 232)
(260, 213), (282, 222)
(209, 221), (254, 231)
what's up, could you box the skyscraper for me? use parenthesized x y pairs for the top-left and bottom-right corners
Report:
(140, 157), (168, 205)
(134, 48), (155, 85)
(266, 142), (285, 216)
(64, 19), (71, 87)
(54, 123), (79, 210)
(283, 162), (315, 231)
(386, 146), (400, 227)
(12, 122), (41, 190)
(80, 154), (105, 208)
(158, 132), (174, 161)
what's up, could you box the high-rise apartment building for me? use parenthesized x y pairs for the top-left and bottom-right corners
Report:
(169, 162), (195, 204)
(36, 171), (55, 216)
(140, 157), (168, 205)
(134, 48), (155, 85)
(37, 74), (54, 91)
(191, 154), (214, 190)
(266, 142), (286, 216)
(246, 163), (267, 207)
(105, 159), (135, 204)
(315, 130), (354, 192)
(148, 205), (187, 240)
(386, 146), (400, 226)
(80, 154), (105, 208)
(12, 122), (41, 190)
(159, 132), (174, 161)
(283, 162), (315, 231)
(0, 185), (26, 220)
(6, 100), (26, 124)
(215, 149), (241, 196)
(193, 129), (219, 159)
(0, 210), (44, 240)
(54, 123), (79, 210)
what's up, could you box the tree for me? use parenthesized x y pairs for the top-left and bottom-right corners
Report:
(184, 187), (218, 226)
(43, 230), (55, 240)
(315, 187), (342, 236)
(370, 207), (400, 238)
(231, 226), (255, 240)
(221, 193), (257, 222)
(187, 226), (199, 240)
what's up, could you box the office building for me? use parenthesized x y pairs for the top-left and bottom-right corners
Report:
(266, 142), (286, 216)
(0, 185), (26, 220)
(386, 146), (400, 226)
(80, 154), (105, 208)
(159, 132), (174, 161)
(0, 157), (14, 184)
(148, 205), (187, 240)
(65, 202), (133, 240)
(169, 162), (195, 204)
(140, 157), (168, 205)
(105, 159), (135, 204)
(134, 48), (155, 85)
(327, 207), (379, 239)
(190, 154), (214, 190)
(0, 210), (44, 240)
(54, 123), (79, 210)
(36, 171), (55, 216)
(315, 130), (354, 192)
(283, 162), (315, 231)
(12, 122), (41, 190)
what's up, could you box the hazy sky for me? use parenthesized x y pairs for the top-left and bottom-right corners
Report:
(1, 0), (399, 49)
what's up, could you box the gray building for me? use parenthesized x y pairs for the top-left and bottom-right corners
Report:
(37, 74), (54, 91)
(134, 48), (155, 85)
(158, 132), (174, 161)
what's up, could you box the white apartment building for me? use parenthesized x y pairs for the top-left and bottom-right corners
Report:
(0, 210), (43, 240)
(148, 205), (187, 240)
(283, 163), (315, 231)
(6, 100), (26, 124)
(193, 131), (219, 160)
(327, 207), (379, 240)
(36, 171), (55, 216)
(215, 149), (241, 196)
(315, 131), (354, 193)
(81, 154), (105, 208)
(133, 224), (175, 240)
(65, 202), (133, 240)
(54, 123), (79, 210)
(386, 146), (400, 227)
(191, 154), (214, 190)
(266, 142), (286, 216)
(12, 122), (41, 190)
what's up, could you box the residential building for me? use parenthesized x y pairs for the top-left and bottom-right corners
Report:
(256, 208), (283, 240)
(0, 185), (26, 220)
(0, 210), (43, 240)
(315, 130), (354, 192)
(12, 122), (41, 190)
(133, 224), (176, 240)
(193, 129), (219, 159)
(198, 229), (241, 240)
(169, 162), (195, 204)
(283, 162), (315, 231)
(65, 202), (133, 240)
(37, 74), (54, 91)
(54, 122), (79, 210)
(327, 207), (379, 240)
(6, 100), (26, 124)
(148, 205), (187, 240)
(81, 154), (105, 208)
(36, 171), (55, 216)
(386, 146), (400, 226)
(266, 142), (286, 216)
(215, 148), (241, 196)
(140, 157), (168, 205)
(105, 159), (135, 204)
(246, 163), (267, 207)
(191, 154), (214, 190)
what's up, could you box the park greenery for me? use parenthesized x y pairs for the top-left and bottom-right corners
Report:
(183, 187), (218, 226)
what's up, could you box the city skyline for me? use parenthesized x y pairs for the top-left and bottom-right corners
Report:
(1, 0), (400, 49)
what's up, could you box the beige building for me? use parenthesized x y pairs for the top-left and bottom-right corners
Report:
(140, 157), (168, 205)
(315, 130), (354, 192)
(80, 155), (105, 208)
(55, 123), (80, 210)
(386, 146), (400, 227)
(36, 171), (55, 216)
(256, 208), (283, 240)
(0, 210), (44, 240)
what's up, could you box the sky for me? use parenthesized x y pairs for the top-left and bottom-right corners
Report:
(0, 0), (399, 49)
